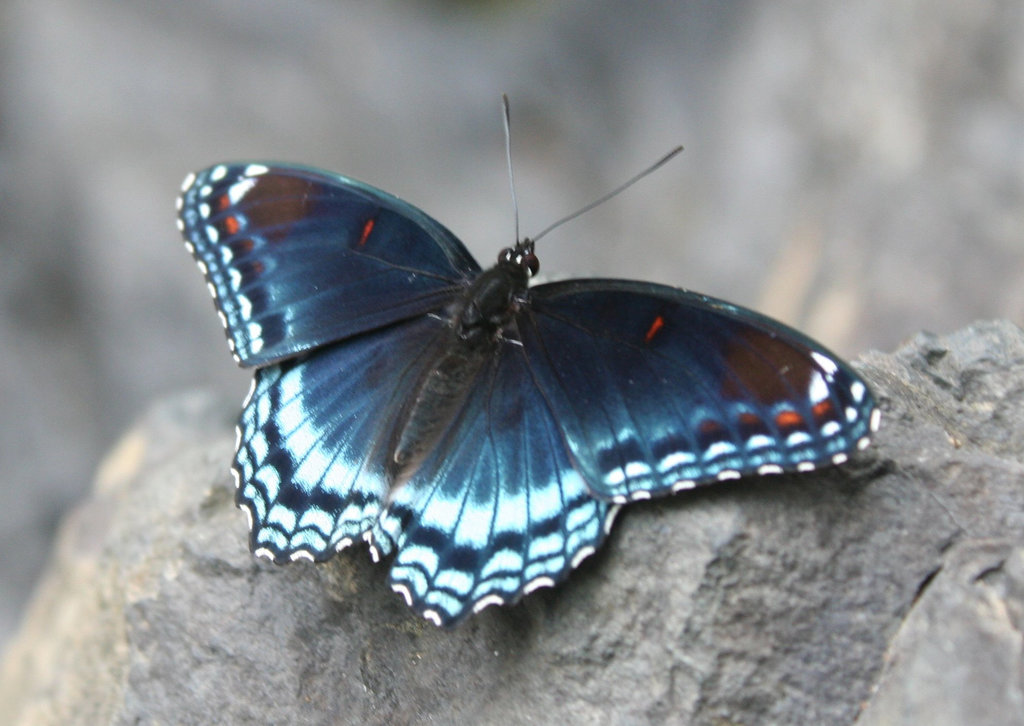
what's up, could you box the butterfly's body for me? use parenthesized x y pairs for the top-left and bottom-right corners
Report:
(391, 250), (531, 482)
(177, 162), (879, 627)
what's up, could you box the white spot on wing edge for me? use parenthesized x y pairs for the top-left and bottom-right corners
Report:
(180, 172), (197, 192)
(210, 164), (228, 181)
(851, 381), (866, 403)
(239, 382), (256, 417)
(473, 594), (506, 614)
(671, 479), (696, 492)
(523, 576), (556, 595)
(365, 531), (382, 563)
(245, 163), (270, 177)
(808, 371), (830, 405)
(253, 546), (276, 561)
(289, 550), (315, 563)
(716, 469), (741, 481)
(870, 408), (881, 432)
(570, 545), (596, 569)
(810, 351), (838, 377)
(831, 452), (849, 465)
(423, 609), (444, 627)
(391, 582), (413, 606)
(602, 504), (622, 535)
(228, 178), (257, 204)
(797, 461), (817, 472)
(756, 464), (783, 475)
(238, 500), (253, 529)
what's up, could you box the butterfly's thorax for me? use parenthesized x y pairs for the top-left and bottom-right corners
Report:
(388, 260), (529, 482)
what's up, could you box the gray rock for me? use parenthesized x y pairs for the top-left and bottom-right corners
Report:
(4, 0), (1024, 654)
(857, 541), (1024, 726)
(3, 319), (1024, 725)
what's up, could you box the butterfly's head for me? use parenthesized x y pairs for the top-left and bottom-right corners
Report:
(498, 240), (539, 279)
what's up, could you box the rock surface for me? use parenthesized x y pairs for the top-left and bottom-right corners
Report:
(4, 0), (1024, 652)
(3, 320), (1024, 725)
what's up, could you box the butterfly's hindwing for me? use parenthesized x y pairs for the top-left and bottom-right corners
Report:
(523, 280), (878, 502)
(177, 163), (480, 366)
(369, 340), (616, 627)
(235, 315), (448, 563)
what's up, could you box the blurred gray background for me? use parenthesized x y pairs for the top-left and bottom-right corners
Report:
(1, 0), (1021, 649)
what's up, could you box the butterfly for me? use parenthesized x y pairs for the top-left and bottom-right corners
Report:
(176, 160), (878, 627)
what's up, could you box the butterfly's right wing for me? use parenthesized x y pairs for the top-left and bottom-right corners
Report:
(519, 280), (878, 503)
(177, 163), (481, 366)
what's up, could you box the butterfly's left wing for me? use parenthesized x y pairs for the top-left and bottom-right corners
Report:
(520, 280), (879, 502)
(177, 163), (481, 366)
(234, 315), (448, 563)
(368, 341), (617, 628)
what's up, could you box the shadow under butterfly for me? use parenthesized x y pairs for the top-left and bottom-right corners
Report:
(176, 122), (878, 628)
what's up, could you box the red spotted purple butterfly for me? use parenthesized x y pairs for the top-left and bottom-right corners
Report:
(176, 104), (878, 627)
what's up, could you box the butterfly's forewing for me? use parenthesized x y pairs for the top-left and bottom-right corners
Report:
(235, 315), (447, 562)
(521, 280), (878, 502)
(368, 341), (617, 627)
(177, 163), (480, 366)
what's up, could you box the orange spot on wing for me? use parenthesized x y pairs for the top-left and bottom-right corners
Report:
(216, 194), (231, 211)
(738, 412), (762, 427)
(358, 218), (375, 246)
(775, 410), (804, 430)
(224, 216), (239, 235)
(644, 315), (665, 344)
(812, 399), (836, 422)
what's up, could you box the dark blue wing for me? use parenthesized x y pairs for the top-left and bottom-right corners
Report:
(520, 280), (879, 502)
(234, 315), (446, 562)
(177, 163), (480, 366)
(368, 341), (618, 628)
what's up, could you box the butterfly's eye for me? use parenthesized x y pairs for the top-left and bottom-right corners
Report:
(521, 252), (540, 277)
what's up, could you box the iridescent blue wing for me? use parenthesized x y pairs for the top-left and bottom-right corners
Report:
(368, 342), (618, 628)
(177, 163), (480, 366)
(521, 280), (879, 502)
(234, 315), (446, 562)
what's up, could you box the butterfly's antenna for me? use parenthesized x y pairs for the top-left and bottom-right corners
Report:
(501, 94), (521, 245)
(531, 144), (684, 243)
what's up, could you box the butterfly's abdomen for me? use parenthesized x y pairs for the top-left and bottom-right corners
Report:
(389, 262), (528, 483)
(389, 334), (492, 482)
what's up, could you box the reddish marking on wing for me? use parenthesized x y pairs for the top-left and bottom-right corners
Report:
(224, 215), (240, 235)
(698, 419), (727, 439)
(644, 315), (665, 344)
(737, 412), (769, 438)
(216, 194), (231, 211)
(738, 412), (762, 427)
(775, 410), (805, 430)
(358, 218), (375, 247)
(812, 399), (836, 422)
(233, 239), (254, 254)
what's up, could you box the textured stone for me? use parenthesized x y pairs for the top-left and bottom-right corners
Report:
(3, 320), (1024, 724)
(4, 0), (1024, 655)
(858, 541), (1024, 726)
